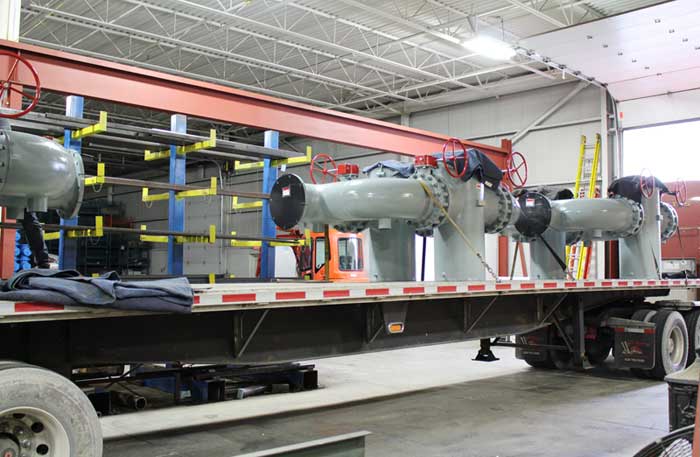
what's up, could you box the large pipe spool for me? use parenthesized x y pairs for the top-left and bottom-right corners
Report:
(0, 124), (84, 220)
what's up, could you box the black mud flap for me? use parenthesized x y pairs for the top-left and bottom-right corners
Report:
(515, 327), (549, 362)
(608, 317), (656, 369)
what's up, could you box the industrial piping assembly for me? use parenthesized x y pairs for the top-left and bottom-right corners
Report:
(270, 145), (679, 282)
(0, 118), (84, 220)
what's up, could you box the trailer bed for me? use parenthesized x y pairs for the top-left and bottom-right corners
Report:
(0, 278), (697, 323)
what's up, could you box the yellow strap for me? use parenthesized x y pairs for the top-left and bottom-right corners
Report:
(208, 273), (216, 284)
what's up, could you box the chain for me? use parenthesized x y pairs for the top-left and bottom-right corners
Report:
(417, 180), (500, 281)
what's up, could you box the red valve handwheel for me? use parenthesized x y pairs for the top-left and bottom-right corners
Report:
(639, 169), (656, 199)
(673, 179), (687, 207)
(505, 151), (528, 189)
(309, 153), (338, 184)
(0, 51), (41, 119)
(441, 138), (468, 179)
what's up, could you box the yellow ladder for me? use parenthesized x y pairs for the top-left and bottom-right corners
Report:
(566, 134), (601, 279)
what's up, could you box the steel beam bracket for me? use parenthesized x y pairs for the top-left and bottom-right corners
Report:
(144, 129), (217, 161)
(234, 145), (311, 171)
(230, 231), (261, 248)
(139, 225), (168, 243)
(232, 196), (263, 210)
(84, 162), (105, 186)
(175, 177), (217, 200)
(174, 225), (216, 244)
(46, 216), (104, 240)
(143, 177), (217, 202)
(229, 230), (306, 248)
(141, 188), (169, 203)
(56, 111), (108, 143)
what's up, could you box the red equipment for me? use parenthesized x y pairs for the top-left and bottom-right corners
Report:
(504, 151), (528, 189)
(441, 138), (468, 179)
(0, 51), (40, 119)
(309, 153), (338, 184)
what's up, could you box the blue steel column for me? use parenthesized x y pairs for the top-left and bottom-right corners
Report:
(168, 114), (187, 275)
(259, 130), (279, 279)
(58, 95), (83, 270)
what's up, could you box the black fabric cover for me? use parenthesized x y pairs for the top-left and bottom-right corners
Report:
(434, 149), (503, 187)
(0, 269), (193, 313)
(362, 160), (415, 177)
(608, 175), (670, 203)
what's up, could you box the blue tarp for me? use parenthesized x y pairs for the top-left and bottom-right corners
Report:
(0, 269), (193, 313)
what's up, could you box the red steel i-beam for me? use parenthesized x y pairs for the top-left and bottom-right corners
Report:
(0, 40), (509, 167)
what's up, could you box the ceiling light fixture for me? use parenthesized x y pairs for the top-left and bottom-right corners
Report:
(462, 36), (516, 61)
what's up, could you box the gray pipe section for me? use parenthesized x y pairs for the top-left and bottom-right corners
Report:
(0, 128), (84, 219)
(549, 198), (638, 237)
(299, 178), (432, 225)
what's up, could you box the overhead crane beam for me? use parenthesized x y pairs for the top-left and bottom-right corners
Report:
(0, 40), (509, 166)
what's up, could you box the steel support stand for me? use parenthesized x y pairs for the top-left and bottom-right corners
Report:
(259, 130), (279, 279)
(58, 95), (83, 270)
(473, 338), (500, 362)
(167, 114), (187, 275)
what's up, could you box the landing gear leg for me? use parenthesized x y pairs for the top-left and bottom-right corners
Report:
(473, 338), (500, 362)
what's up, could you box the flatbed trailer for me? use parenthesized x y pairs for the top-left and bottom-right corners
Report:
(0, 278), (698, 456)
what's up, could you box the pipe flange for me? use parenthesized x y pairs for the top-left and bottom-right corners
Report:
(600, 196), (644, 239)
(333, 221), (370, 234)
(660, 201), (679, 242)
(485, 186), (514, 234)
(409, 168), (449, 232)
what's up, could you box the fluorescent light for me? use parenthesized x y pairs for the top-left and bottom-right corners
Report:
(463, 36), (516, 60)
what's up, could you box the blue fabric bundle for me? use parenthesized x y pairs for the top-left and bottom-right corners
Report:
(0, 269), (193, 313)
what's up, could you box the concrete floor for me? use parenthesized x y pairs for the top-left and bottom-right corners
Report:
(104, 341), (669, 457)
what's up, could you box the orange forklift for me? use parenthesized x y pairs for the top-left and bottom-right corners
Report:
(279, 229), (368, 282)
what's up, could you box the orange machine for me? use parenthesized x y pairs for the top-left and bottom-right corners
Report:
(280, 229), (368, 282)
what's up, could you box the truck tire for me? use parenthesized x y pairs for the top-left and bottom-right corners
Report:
(0, 362), (102, 457)
(683, 309), (700, 366)
(649, 310), (689, 380)
(585, 327), (614, 366)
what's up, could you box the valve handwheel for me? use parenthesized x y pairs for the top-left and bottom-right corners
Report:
(672, 179), (687, 207)
(309, 153), (338, 184)
(639, 169), (656, 199)
(0, 51), (41, 119)
(505, 151), (528, 189)
(441, 138), (468, 179)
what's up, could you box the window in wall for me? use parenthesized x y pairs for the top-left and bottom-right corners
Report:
(337, 237), (363, 271)
(623, 120), (700, 181)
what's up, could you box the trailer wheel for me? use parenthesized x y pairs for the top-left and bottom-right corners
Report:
(683, 309), (700, 366)
(649, 310), (689, 380)
(0, 362), (102, 457)
(585, 327), (614, 366)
